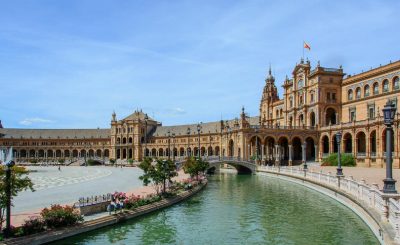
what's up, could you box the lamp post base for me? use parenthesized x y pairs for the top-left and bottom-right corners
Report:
(383, 178), (397, 193)
(303, 161), (308, 170)
(336, 167), (343, 176)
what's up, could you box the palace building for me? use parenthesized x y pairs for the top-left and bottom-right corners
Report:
(1, 59), (399, 167)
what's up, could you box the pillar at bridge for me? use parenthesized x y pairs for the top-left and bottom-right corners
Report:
(288, 144), (293, 166)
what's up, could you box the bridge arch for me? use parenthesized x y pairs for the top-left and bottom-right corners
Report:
(207, 158), (255, 174)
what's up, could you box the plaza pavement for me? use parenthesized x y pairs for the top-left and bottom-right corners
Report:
(309, 165), (400, 189)
(12, 166), (189, 226)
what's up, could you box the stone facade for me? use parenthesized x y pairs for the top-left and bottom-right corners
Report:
(1, 59), (399, 167)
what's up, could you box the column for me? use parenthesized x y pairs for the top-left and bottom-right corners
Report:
(288, 145), (293, 166)
(302, 143), (306, 163)
(275, 145), (280, 165)
(247, 144), (250, 161)
(335, 113), (339, 124)
(261, 144), (264, 160)
(314, 144), (318, 162)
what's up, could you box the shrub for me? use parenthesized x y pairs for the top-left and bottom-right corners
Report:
(58, 159), (65, 164)
(128, 159), (134, 165)
(322, 153), (356, 167)
(87, 159), (102, 166)
(40, 204), (83, 229)
(29, 159), (38, 164)
(21, 216), (45, 235)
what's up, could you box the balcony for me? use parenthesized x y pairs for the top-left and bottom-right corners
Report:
(326, 99), (337, 104)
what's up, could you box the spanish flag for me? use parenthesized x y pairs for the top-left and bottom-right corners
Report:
(304, 41), (311, 50)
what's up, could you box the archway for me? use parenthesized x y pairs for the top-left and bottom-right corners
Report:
(179, 147), (185, 157)
(343, 133), (353, 153)
(38, 149), (44, 158)
(73, 150), (79, 158)
(96, 149), (102, 157)
(208, 146), (213, 156)
(305, 137), (315, 161)
(264, 136), (275, 163)
(322, 135), (329, 154)
(369, 130), (377, 156)
(116, 149), (121, 159)
(20, 150), (27, 158)
(325, 108), (337, 125)
(250, 136), (262, 160)
(151, 148), (157, 157)
(278, 137), (289, 165)
(104, 149), (110, 157)
(64, 150), (70, 158)
(122, 149), (127, 159)
(356, 131), (366, 156)
(292, 137), (302, 161)
(228, 140), (234, 157)
(215, 146), (220, 156)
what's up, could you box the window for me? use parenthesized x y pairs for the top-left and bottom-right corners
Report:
(348, 89), (353, 100)
(299, 95), (303, 105)
(298, 79), (304, 89)
(364, 85), (370, 97)
(310, 93), (314, 103)
(373, 83), (379, 95)
(367, 104), (375, 119)
(289, 97), (293, 108)
(332, 93), (336, 100)
(394, 77), (399, 90)
(383, 79), (389, 92)
(349, 108), (356, 122)
(327, 92), (331, 100)
(356, 87), (361, 99)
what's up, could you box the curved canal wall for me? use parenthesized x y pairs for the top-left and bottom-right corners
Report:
(257, 166), (400, 245)
(3, 181), (207, 245)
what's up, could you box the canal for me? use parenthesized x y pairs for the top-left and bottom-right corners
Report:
(54, 172), (379, 244)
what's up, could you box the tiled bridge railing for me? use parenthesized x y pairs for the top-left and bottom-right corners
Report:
(259, 165), (400, 243)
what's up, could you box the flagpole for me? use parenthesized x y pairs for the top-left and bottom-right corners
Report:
(302, 41), (304, 61)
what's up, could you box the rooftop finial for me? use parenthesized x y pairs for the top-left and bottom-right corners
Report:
(0, 120), (3, 128)
(269, 63), (272, 76)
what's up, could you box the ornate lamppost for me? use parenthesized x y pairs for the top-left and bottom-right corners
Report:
(187, 127), (191, 157)
(197, 123), (202, 159)
(144, 114), (148, 158)
(336, 131), (343, 176)
(382, 101), (397, 193)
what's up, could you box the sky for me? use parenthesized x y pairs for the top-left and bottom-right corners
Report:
(0, 0), (399, 129)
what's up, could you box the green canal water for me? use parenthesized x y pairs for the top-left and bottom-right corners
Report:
(54, 173), (379, 245)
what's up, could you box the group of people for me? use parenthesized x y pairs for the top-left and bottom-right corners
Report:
(107, 198), (124, 214)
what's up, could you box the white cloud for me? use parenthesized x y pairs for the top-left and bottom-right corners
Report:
(19, 118), (55, 126)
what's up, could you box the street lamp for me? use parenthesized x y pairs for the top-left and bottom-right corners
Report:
(382, 101), (397, 193)
(172, 133), (175, 162)
(197, 123), (202, 158)
(167, 130), (171, 160)
(144, 114), (148, 159)
(336, 131), (343, 176)
(187, 127), (191, 157)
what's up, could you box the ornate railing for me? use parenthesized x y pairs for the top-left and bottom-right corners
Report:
(259, 166), (400, 242)
(75, 193), (113, 207)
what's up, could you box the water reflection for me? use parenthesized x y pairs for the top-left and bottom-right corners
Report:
(54, 173), (379, 245)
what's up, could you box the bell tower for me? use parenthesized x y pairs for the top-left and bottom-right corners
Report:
(260, 66), (279, 126)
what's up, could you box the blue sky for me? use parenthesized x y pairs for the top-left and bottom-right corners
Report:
(0, 0), (399, 129)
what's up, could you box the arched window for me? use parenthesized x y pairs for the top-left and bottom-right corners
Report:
(289, 97), (293, 108)
(356, 87), (361, 99)
(364, 85), (370, 97)
(373, 82), (379, 95)
(383, 79), (389, 92)
(347, 89), (353, 101)
(276, 110), (279, 118)
(393, 77), (399, 90)
(299, 95), (303, 105)
(298, 79), (304, 89)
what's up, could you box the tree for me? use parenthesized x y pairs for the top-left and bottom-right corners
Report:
(0, 166), (34, 230)
(138, 158), (178, 195)
(183, 157), (209, 180)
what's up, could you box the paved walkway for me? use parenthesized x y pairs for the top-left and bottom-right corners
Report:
(309, 166), (400, 189)
(12, 166), (189, 226)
